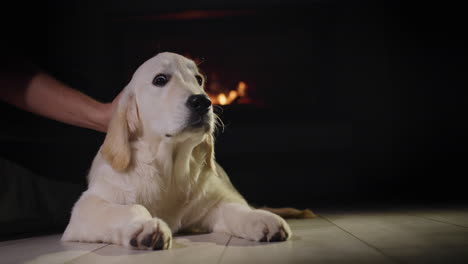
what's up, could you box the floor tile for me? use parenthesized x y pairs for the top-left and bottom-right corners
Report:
(321, 211), (468, 263)
(68, 232), (231, 264)
(219, 218), (394, 264)
(0, 234), (107, 264)
(406, 209), (468, 228)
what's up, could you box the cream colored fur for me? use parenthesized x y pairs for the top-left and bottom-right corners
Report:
(62, 52), (291, 250)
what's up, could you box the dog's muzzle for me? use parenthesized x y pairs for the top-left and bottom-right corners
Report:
(186, 94), (212, 128)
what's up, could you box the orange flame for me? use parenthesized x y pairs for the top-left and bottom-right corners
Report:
(208, 81), (248, 105)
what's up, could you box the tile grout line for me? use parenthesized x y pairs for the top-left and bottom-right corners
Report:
(0, 234), (61, 248)
(216, 235), (233, 264)
(64, 243), (110, 264)
(318, 214), (403, 264)
(402, 213), (468, 229)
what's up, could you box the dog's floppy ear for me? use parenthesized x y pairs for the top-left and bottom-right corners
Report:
(197, 133), (215, 170)
(192, 132), (215, 170)
(101, 92), (140, 171)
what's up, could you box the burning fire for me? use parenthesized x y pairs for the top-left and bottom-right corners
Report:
(208, 81), (249, 105)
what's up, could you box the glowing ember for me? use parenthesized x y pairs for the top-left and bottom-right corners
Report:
(208, 81), (249, 105)
(218, 94), (227, 105)
(237, 81), (247, 96)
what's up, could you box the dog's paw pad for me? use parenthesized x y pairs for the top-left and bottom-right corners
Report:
(141, 233), (154, 248)
(269, 227), (288, 242)
(259, 227), (269, 242)
(130, 238), (138, 247)
(246, 210), (292, 243)
(128, 218), (172, 250)
(153, 235), (165, 250)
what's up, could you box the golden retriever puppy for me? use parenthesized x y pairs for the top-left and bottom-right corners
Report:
(62, 52), (291, 250)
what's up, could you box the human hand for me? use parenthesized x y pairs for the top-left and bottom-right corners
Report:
(100, 92), (122, 133)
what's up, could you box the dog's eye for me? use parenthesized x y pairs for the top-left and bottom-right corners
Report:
(153, 74), (170, 87)
(195, 75), (203, 86)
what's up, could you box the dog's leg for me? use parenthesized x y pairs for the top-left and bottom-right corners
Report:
(203, 202), (292, 242)
(62, 193), (172, 250)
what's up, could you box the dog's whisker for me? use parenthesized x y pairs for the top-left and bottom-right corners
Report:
(213, 105), (224, 114)
(213, 112), (225, 134)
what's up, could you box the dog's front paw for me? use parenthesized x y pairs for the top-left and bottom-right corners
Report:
(244, 210), (292, 242)
(127, 218), (172, 250)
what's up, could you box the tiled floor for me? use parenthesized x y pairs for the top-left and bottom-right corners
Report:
(1, 208), (467, 264)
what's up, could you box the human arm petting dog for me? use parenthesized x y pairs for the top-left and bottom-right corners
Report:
(0, 70), (118, 133)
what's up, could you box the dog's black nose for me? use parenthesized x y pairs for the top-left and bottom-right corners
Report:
(186, 94), (212, 114)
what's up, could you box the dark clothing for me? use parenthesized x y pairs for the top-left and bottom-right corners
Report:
(0, 157), (85, 240)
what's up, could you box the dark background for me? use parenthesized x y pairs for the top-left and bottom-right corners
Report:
(1, 0), (466, 232)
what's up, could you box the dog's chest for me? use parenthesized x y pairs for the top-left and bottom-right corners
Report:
(132, 165), (197, 229)
(139, 188), (197, 231)
(129, 140), (206, 231)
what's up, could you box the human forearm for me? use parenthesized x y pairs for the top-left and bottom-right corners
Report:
(0, 72), (112, 132)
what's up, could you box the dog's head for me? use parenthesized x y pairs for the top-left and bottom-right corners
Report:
(101, 52), (215, 171)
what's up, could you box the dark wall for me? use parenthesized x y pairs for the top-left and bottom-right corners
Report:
(1, 1), (467, 211)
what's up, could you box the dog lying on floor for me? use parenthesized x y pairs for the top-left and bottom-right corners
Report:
(62, 52), (303, 250)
